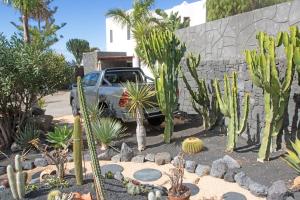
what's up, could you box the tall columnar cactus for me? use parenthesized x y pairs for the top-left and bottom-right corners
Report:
(73, 115), (83, 185)
(77, 77), (106, 200)
(7, 154), (27, 200)
(245, 26), (299, 162)
(137, 29), (186, 143)
(214, 72), (250, 152)
(181, 53), (221, 130)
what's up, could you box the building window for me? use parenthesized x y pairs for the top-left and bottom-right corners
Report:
(110, 30), (113, 43)
(127, 25), (131, 40)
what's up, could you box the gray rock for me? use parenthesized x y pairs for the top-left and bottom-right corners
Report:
(30, 178), (40, 184)
(145, 153), (155, 162)
(34, 158), (48, 167)
(98, 149), (115, 160)
(101, 164), (124, 175)
(155, 152), (171, 165)
(120, 143), (134, 162)
(131, 155), (145, 163)
(234, 172), (254, 189)
(249, 182), (268, 197)
(293, 192), (300, 200)
(185, 160), (197, 173)
(285, 197), (294, 200)
(111, 154), (121, 162)
(210, 159), (228, 178)
(267, 180), (288, 200)
(224, 170), (236, 182)
(223, 155), (241, 169)
(0, 166), (6, 176)
(195, 164), (210, 176)
(223, 192), (247, 200)
(22, 160), (34, 170)
(114, 171), (124, 181)
(11, 142), (22, 152)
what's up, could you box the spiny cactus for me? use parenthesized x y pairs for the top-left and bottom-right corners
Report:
(7, 154), (27, 200)
(73, 115), (83, 185)
(137, 29), (186, 143)
(125, 181), (142, 195)
(181, 53), (221, 130)
(77, 76), (106, 200)
(47, 190), (73, 200)
(181, 137), (204, 154)
(214, 72), (250, 152)
(47, 190), (62, 200)
(245, 26), (299, 162)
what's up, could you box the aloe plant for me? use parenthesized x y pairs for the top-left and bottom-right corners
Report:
(47, 126), (72, 149)
(283, 137), (300, 173)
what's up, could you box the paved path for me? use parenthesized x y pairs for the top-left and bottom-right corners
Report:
(44, 91), (72, 118)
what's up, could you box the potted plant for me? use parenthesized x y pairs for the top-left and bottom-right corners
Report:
(166, 153), (191, 200)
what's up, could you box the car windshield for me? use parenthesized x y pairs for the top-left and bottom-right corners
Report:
(104, 70), (143, 84)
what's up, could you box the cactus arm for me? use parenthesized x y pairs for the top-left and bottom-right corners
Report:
(213, 79), (229, 116)
(73, 116), (83, 185)
(15, 155), (22, 172)
(282, 44), (295, 93)
(77, 77), (106, 200)
(237, 93), (250, 134)
(7, 165), (19, 200)
(16, 172), (26, 199)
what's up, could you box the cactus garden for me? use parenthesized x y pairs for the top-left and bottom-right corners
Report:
(2, 0), (300, 200)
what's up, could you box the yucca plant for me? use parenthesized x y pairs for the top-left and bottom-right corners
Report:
(47, 126), (72, 149)
(283, 137), (300, 173)
(15, 122), (40, 152)
(123, 81), (156, 151)
(92, 118), (126, 150)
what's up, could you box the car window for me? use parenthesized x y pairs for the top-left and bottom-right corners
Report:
(83, 73), (100, 86)
(104, 71), (143, 85)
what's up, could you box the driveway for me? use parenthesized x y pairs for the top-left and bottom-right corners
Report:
(44, 90), (72, 118)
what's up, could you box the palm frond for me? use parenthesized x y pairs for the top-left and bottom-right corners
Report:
(106, 9), (131, 28)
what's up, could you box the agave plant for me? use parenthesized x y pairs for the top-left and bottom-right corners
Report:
(123, 81), (156, 151)
(47, 126), (72, 149)
(283, 137), (300, 173)
(92, 118), (126, 150)
(15, 122), (40, 151)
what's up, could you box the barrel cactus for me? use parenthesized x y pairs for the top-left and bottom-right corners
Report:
(182, 137), (204, 154)
(47, 190), (62, 200)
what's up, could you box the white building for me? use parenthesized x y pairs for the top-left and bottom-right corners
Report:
(105, 0), (207, 77)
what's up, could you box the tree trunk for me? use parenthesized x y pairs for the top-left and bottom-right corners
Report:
(136, 109), (146, 151)
(22, 14), (30, 43)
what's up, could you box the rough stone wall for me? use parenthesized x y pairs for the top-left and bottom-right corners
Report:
(176, 1), (300, 140)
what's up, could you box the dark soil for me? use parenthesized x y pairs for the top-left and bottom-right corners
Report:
(1, 176), (148, 200)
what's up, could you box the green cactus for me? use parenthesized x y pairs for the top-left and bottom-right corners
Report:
(126, 181), (142, 195)
(214, 72), (250, 152)
(181, 137), (204, 154)
(137, 29), (186, 143)
(73, 115), (83, 185)
(77, 76), (106, 200)
(181, 53), (221, 130)
(245, 27), (299, 162)
(47, 190), (62, 200)
(7, 154), (27, 200)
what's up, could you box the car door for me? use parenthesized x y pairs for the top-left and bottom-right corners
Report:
(83, 72), (100, 106)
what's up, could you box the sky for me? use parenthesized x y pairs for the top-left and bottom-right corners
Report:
(0, 0), (199, 61)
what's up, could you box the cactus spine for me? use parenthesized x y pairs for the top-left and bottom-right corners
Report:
(245, 27), (299, 162)
(138, 29), (186, 143)
(214, 72), (250, 152)
(7, 154), (26, 200)
(182, 137), (204, 154)
(73, 115), (83, 185)
(77, 77), (106, 200)
(182, 53), (221, 130)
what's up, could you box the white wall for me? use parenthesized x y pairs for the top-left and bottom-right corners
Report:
(106, 0), (207, 77)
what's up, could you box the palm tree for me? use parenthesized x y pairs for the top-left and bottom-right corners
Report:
(66, 39), (90, 66)
(2, 0), (39, 43)
(124, 81), (156, 151)
(29, 0), (55, 31)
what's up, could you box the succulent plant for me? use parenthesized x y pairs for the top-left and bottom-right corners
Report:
(283, 137), (300, 173)
(182, 137), (204, 154)
(47, 190), (62, 200)
(105, 171), (114, 179)
(73, 115), (83, 185)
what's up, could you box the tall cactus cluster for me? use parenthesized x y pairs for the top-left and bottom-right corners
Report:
(7, 154), (27, 200)
(214, 72), (250, 152)
(137, 29), (186, 143)
(73, 115), (83, 185)
(181, 53), (221, 130)
(245, 26), (300, 162)
(77, 77), (106, 200)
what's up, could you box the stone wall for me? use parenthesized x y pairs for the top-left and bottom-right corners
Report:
(176, 1), (300, 140)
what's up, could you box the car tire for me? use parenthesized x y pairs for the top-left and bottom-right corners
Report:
(71, 99), (79, 116)
(147, 117), (165, 126)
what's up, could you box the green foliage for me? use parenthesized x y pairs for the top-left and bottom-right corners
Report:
(73, 116), (83, 185)
(105, 171), (114, 179)
(182, 137), (204, 154)
(245, 27), (299, 161)
(15, 122), (40, 151)
(214, 72), (250, 152)
(66, 39), (90, 65)
(138, 29), (186, 143)
(77, 76), (106, 200)
(92, 117), (126, 148)
(283, 137), (300, 173)
(47, 126), (72, 149)
(25, 183), (39, 193)
(7, 154), (27, 200)
(124, 179), (146, 196)
(45, 177), (69, 189)
(182, 53), (221, 130)
(206, 0), (290, 21)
